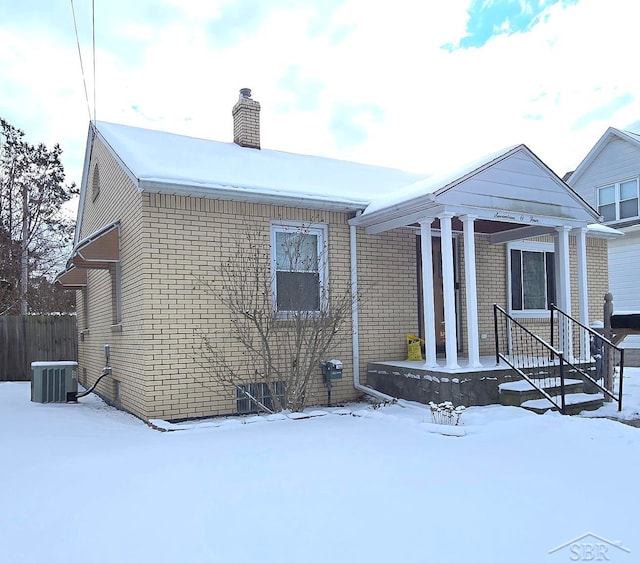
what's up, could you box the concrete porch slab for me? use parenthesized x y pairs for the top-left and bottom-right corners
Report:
(366, 357), (520, 407)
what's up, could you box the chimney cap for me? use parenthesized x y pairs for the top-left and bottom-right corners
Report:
(239, 88), (252, 99)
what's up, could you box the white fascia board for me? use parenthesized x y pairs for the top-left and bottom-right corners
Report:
(139, 179), (369, 213)
(450, 204), (593, 229)
(359, 201), (591, 235)
(356, 201), (441, 234)
(585, 223), (624, 239)
(74, 123), (96, 245)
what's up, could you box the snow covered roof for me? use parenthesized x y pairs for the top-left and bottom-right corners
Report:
(362, 145), (520, 216)
(352, 144), (601, 234)
(94, 121), (426, 211)
(78, 121), (613, 242)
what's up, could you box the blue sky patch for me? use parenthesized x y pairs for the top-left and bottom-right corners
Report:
(207, 0), (345, 47)
(276, 66), (324, 112)
(444, 0), (579, 51)
(571, 92), (635, 130)
(330, 103), (384, 150)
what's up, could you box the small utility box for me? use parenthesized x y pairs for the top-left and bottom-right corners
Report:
(31, 361), (78, 403)
(321, 359), (343, 381)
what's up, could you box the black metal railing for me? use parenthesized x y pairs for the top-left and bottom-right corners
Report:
(550, 304), (624, 411)
(494, 304), (568, 414)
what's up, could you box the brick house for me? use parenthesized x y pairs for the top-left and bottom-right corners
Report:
(56, 89), (618, 421)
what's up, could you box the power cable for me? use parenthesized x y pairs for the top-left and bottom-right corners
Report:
(70, 0), (93, 122)
(92, 0), (96, 122)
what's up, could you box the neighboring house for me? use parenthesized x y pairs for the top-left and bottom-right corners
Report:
(566, 127), (640, 365)
(56, 89), (617, 421)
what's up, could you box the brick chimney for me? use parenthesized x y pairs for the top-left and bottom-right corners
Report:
(232, 88), (260, 149)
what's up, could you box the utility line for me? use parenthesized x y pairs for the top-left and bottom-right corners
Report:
(92, 0), (96, 122)
(70, 0), (93, 122)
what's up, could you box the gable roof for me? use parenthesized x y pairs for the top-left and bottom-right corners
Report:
(566, 126), (640, 186)
(353, 144), (600, 234)
(91, 121), (426, 211)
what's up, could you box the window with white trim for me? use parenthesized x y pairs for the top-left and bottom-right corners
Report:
(271, 222), (327, 314)
(598, 178), (639, 222)
(508, 242), (555, 316)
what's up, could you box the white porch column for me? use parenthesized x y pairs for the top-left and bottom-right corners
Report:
(575, 227), (590, 360)
(439, 213), (460, 369)
(420, 220), (438, 367)
(555, 226), (573, 359)
(461, 215), (482, 368)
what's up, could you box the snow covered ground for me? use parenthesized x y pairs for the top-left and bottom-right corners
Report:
(2, 371), (639, 563)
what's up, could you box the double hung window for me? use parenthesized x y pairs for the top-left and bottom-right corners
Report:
(598, 178), (639, 222)
(508, 242), (555, 316)
(271, 222), (327, 314)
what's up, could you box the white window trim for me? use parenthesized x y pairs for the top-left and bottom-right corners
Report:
(507, 241), (554, 319)
(597, 176), (639, 223)
(270, 220), (328, 317)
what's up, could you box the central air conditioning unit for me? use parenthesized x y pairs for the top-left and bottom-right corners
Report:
(31, 361), (78, 403)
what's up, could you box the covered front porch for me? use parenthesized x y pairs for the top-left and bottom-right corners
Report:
(349, 145), (619, 406)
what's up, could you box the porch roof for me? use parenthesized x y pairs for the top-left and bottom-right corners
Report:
(71, 222), (120, 269)
(351, 145), (603, 235)
(55, 222), (120, 288)
(54, 265), (87, 289)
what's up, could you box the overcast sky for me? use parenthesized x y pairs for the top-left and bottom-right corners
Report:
(2, 0), (639, 204)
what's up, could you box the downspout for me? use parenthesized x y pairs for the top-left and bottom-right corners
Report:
(350, 216), (399, 403)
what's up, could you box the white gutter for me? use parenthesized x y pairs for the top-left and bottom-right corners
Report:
(350, 218), (400, 403)
(141, 179), (369, 213)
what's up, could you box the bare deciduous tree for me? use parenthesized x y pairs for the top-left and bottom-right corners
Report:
(197, 225), (354, 413)
(0, 118), (78, 315)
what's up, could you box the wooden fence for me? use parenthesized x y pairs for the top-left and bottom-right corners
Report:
(0, 315), (78, 381)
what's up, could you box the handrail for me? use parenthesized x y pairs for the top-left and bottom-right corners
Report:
(550, 303), (619, 349)
(495, 304), (563, 354)
(550, 304), (623, 411)
(494, 304), (567, 414)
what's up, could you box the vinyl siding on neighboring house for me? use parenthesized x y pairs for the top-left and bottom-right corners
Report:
(568, 132), (640, 339)
(609, 231), (640, 310)
(570, 137), (640, 211)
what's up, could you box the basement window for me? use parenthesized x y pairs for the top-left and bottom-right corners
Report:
(236, 381), (285, 414)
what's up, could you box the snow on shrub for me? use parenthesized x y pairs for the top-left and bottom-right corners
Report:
(428, 401), (465, 426)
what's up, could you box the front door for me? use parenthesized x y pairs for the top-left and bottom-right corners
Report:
(416, 235), (458, 353)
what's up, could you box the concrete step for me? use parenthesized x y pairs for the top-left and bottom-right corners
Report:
(499, 378), (583, 406)
(520, 393), (604, 415)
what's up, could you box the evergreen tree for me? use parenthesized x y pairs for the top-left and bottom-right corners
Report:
(0, 118), (78, 315)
